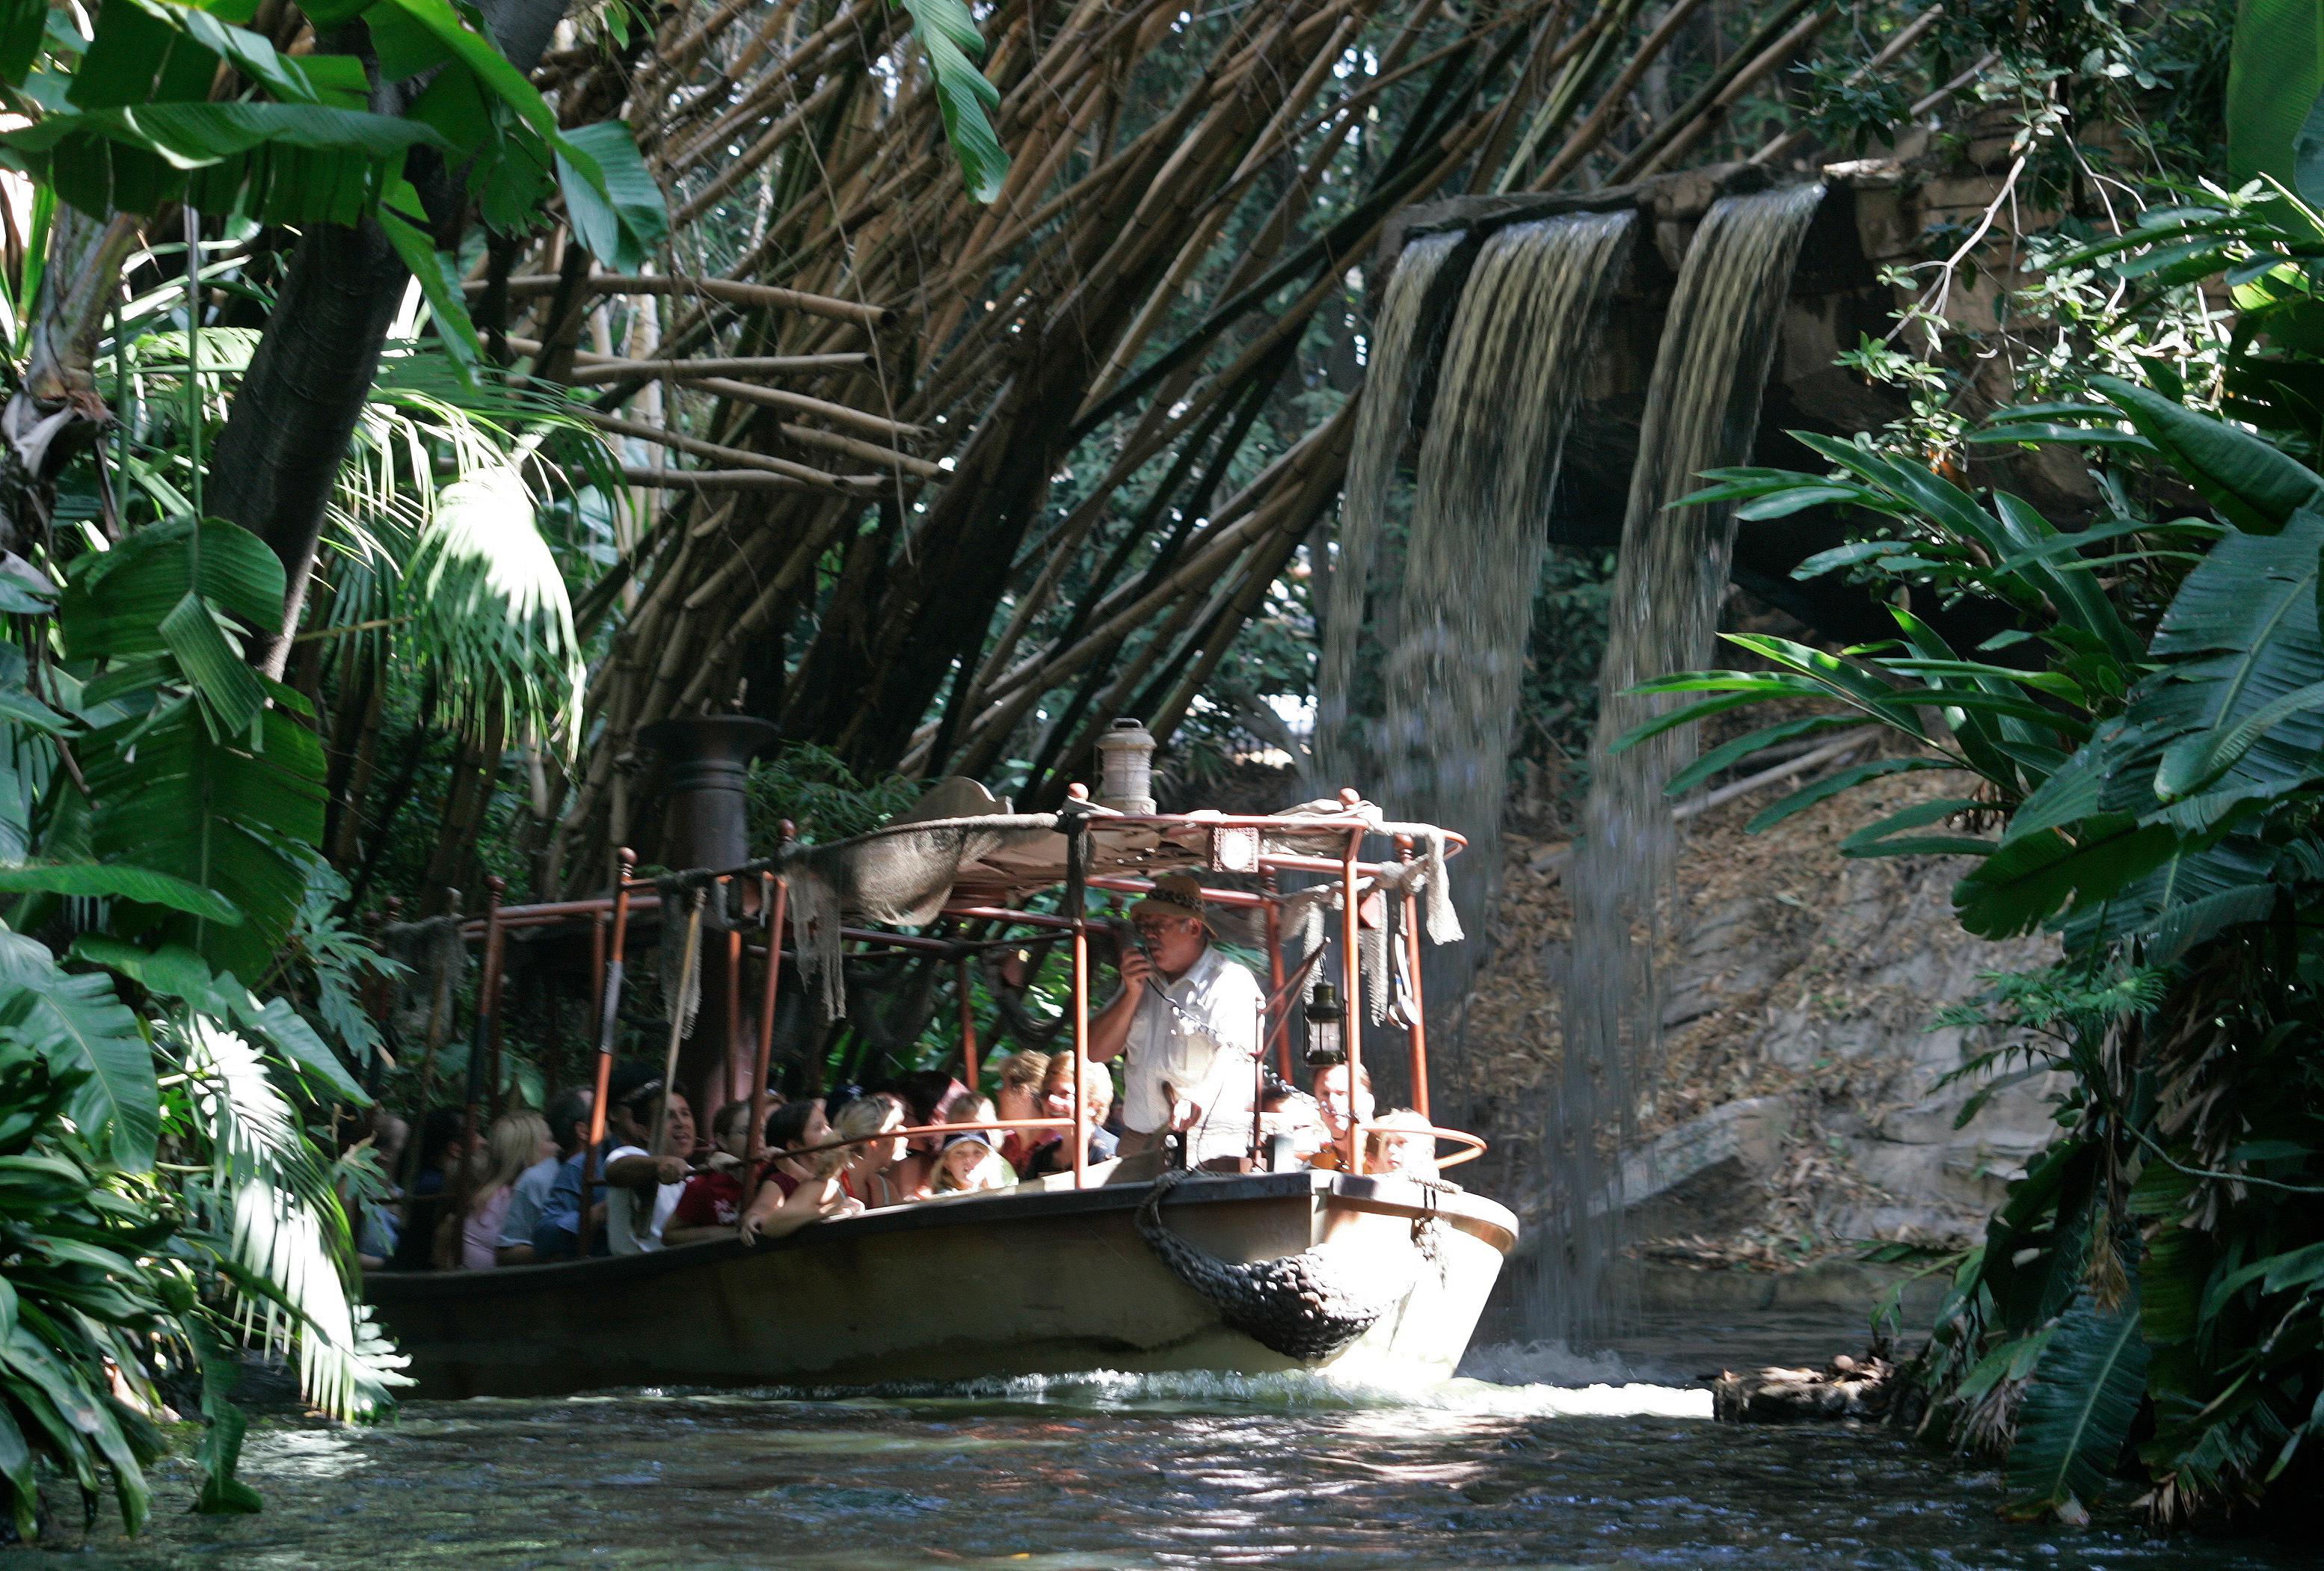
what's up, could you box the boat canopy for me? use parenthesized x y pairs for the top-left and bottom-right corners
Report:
(692, 778), (1467, 1024)
(743, 776), (1466, 920)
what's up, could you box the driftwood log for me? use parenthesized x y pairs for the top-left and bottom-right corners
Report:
(1712, 1351), (1910, 1424)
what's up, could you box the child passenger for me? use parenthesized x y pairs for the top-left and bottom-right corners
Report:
(663, 1100), (754, 1246)
(934, 1131), (1015, 1194)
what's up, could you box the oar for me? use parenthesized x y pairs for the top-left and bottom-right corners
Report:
(652, 889), (706, 1155)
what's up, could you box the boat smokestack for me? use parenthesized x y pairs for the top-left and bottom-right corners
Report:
(639, 714), (778, 1127)
(640, 714), (778, 872)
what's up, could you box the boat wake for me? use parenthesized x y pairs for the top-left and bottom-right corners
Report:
(719, 1347), (1712, 1421)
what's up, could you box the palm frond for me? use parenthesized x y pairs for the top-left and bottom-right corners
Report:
(173, 1021), (408, 1419)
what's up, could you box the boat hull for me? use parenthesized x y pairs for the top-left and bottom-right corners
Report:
(366, 1169), (1515, 1396)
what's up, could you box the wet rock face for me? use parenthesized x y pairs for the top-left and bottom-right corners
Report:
(1465, 767), (2059, 1264)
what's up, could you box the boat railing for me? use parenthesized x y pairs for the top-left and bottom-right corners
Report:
(405, 797), (1484, 1258)
(751, 1116), (1488, 1178)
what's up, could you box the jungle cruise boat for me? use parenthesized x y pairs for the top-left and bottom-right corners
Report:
(366, 719), (1514, 1397)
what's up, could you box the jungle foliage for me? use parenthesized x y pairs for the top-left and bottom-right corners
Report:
(0, 0), (692, 1531)
(1622, 105), (2324, 1531)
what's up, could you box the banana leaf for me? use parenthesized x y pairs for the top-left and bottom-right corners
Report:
(2005, 1291), (2151, 1519)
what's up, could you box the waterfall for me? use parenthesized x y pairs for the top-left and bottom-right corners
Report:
(1376, 214), (1635, 1000)
(1318, 213), (1635, 1106)
(1531, 183), (1826, 1344)
(1316, 230), (1464, 790)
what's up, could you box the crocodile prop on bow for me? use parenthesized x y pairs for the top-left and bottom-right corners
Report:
(1134, 1169), (1425, 1362)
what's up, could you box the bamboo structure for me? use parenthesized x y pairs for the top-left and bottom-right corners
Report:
(423, 0), (1937, 896)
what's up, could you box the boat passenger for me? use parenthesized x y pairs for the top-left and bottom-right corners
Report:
(387, 1107), (471, 1271)
(461, 1110), (553, 1270)
(831, 1091), (911, 1208)
(737, 1098), (864, 1243)
(1258, 1085), (1331, 1163)
(349, 1110), (407, 1270)
(933, 1131), (1015, 1193)
(892, 1072), (968, 1199)
(663, 1099), (755, 1246)
(992, 1051), (1050, 1172)
(1315, 1063), (1374, 1143)
(1021, 1057), (1119, 1178)
(1308, 1064), (1375, 1171)
(1089, 873), (1264, 1166)
(496, 1087), (591, 1265)
(603, 1079), (696, 1254)
(1365, 1108), (1439, 1179)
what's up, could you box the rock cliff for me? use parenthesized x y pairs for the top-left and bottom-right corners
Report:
(1455, 757), (2057, 1272)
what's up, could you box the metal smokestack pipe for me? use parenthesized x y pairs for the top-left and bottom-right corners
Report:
(639, 715), (778, 1132)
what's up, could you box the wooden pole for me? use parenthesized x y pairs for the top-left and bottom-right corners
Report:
(1262, 873), (1288, 1078)
(724, 919), (743, 1124)
(452, 878), (506, 1235)
(1066, 788), (1090, 1190)
(955, 954), (980, 1090)
(581, 850), (636, 1258)
(653, 890), (707, 1155)
(399, 886), (458, 1212)
(746, 840), (790, 1178)
(482, 876), (508, 1114)
(1396, 834), (1430, 1123)
(1340, 794), (1365, 1176)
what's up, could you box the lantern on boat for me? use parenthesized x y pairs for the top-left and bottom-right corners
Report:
(1303, 982), (1346, 1067)
(1094, 716), (1158, 814)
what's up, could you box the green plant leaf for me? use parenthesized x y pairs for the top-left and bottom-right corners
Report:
(2145, 509), (2324, 800)
(403, 467), (584, 754)
(375, 186), (481, 370)
(188, 1321), (261, 1513)
(1661, 713), (1863, 797)
(1954, 816), (2183, 938)
(79, 701), (325, 979)
(59, 519), (283, 662)
(553, 120), (666, 272)
(159, 591), (266, 739)
(2230, 4), (2324, 185)
(893, 0), (1008, 202)
(2091, 376), (2324, 535)
(238, 997), (364, 1103)
(0, 0), (44, 87)
(67, 936), (227, 1003)
(1745, 757), (1951, 832)
(0, 863), (240, 921)
(0, 934), (156, 1169)
(2004, 1291), (2149, 1519)
(1839, 797), (1996, 859)
(1, 101), (447, 222)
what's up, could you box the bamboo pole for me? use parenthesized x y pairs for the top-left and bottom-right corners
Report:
(652, 890), (705, 1154)
(1396, 834), (1430, 1122)
(580, 850), (636, 1259)
(747, 856), (788, 1177)
(1067, 799), (1090, 1190)
(473, 273), (891, 328)
(1341, 811), (1365, 1177)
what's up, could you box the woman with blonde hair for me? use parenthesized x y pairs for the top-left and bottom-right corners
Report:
(992, 1051), (1050, 1172)
(831, 1092), (912, 1210)
(461, 1109), (553, 1269)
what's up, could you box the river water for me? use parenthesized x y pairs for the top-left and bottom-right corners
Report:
(8, 1344), (2302, 1571)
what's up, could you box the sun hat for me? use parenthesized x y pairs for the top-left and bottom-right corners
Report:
(1129, 871), (1211, 930)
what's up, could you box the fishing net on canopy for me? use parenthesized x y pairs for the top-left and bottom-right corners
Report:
(775, 808), (1062, 1021)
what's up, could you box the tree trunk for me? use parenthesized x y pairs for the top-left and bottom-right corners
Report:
(208, 0), (576, 675)
(1, 210), (141, 552)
